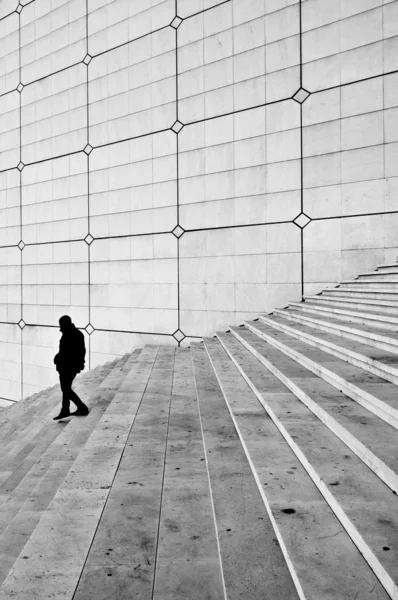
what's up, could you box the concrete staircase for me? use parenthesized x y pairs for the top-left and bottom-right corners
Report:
(0, 263), (398, 599)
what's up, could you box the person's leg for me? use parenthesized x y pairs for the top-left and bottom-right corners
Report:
(59, 370), (74, 414)
(69, 372), (89, 414)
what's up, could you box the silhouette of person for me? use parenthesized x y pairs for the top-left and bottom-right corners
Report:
(53, 315), (89, 420)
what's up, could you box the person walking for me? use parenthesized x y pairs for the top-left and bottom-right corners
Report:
(53, 315), (89, 421)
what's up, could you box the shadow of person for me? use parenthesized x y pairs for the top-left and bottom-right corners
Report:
(53, 315), (89, 421)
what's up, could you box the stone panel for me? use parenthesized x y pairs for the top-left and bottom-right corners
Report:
(0, 170), (20, 247)
(90, 233), (178, 334)
(0, 12), (19, 95)
(89, 131), (177, 237)
(0, 323), (21, 403)
(22, 240), (89, 327)
(89, 28), (176, 146)
(21, 64), (87, 163)
(179, 223), (302, 337)
(88, 0), (174, 56)
(22, 154), (88, 244)
(179, 101), (301, 230)
(20, 0), (86, 83)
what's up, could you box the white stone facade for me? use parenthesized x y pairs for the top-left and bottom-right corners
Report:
(0, 0), (397, 404)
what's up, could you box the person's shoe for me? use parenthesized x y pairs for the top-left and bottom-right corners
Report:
(53, 411), (72, 421)
(73, 406), (89, 416)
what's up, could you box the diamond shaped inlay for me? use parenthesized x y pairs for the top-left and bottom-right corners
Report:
(83, 144), (93, 155)
(293, 88), (311, 104)
(85, 323), (94, 335)
(17, 161), (25, 171)
(170, 16), (183, 29)
(18, 240), (25, 250)
(17, 83), (24, 93)
(172, 225), (185, 238)
(293, 213), (311, 229)
(173, 329), (185, 343)
(84, 233), (94, 245)
(18, 319), (26, 329)
(171, 120), (184, 134)
(16, 4), (23, 13)
(83, 54), (92, 65)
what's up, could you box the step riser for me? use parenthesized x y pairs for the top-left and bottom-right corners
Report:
(260, 315), (398, 385)
(341, 281), (398, 290)
(358, 273), (398, 281)
(376, 266), (398, 273)
(218, 331), (398, 600)
(307, 298), (398, 314)
(291, 305), (398, 330)
(274, 309), (398, 355)
(324, 290), (398, 301)
(247, 320), (398, 428)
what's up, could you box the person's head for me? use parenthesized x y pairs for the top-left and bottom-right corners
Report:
(59, 315), (73, 333)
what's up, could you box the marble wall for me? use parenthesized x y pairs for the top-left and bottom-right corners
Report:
(0, 0), (397, 405)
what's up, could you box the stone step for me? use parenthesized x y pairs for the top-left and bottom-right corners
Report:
(376, 264), (398, 273)
(0, 361), (111, 450)
(0, 346), (159, 600)
(0, 359), (117, 474)
(358, 272), (398, 281)
(289, 301), (398, 331)
(252, 317), (398, 429)
(0, 352), (139, 584)
(271, 308), (398, 355)
(229, 325), (398, 494)
(208, 334), (390, 600)
(340, 279), (398, 290)
(0, 400), (14, 409)
(305, 295), (398, 315)
(0, 353), (135, 511)
(259, 312), (398, 385)
(217, 329), (398, 600)
(323, 288), (398, 301)
(191, 342), (300, 600)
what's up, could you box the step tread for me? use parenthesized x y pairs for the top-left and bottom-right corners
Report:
(326, 287), (398, 295)
(306, 296), (398, 310)
(209, 334), (390, 600)
(255, 317), (398, 417)
(219, 328), (398, 595)
(273, 307), (398, 344)
(297, 301), (398, 322)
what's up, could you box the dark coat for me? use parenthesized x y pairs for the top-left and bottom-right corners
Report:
(54, 325), (86, 374)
